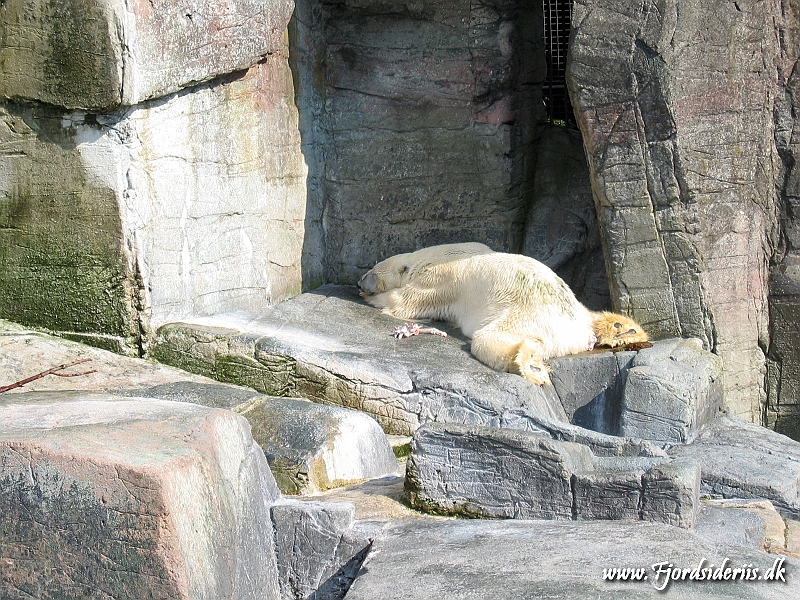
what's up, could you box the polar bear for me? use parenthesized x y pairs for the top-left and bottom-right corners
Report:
(358, 243), (648, 385)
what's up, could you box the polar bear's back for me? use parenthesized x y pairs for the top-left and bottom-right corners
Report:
(428, 252), (594, 356)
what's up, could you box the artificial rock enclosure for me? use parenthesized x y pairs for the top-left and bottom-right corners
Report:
(4, 0), (800, 598)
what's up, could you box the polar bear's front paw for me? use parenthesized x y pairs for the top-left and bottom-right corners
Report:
(513, 339), (551, 386)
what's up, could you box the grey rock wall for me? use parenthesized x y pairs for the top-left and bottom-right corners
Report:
(522, 125), (610, 311)
(290, 0), (548, 284)
(0, 0), (307, 353)
(0, 0), (291, 110)
(768, 0), (800, 439)
(567, 0), (782, 423)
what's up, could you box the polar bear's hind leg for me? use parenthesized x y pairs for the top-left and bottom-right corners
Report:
(470, 328), (551, 385)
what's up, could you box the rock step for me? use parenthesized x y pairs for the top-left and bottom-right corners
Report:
(670, 415), (800, 519)
(405, 422), (699, 528)
(0, 322), (399, 496)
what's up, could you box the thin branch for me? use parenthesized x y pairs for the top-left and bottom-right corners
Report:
(0, 358), (96, 394)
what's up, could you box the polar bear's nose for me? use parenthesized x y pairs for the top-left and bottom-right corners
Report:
(359, 271), (378, 296)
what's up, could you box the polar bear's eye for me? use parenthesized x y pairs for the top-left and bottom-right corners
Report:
(613, 322), (622, 329)
(528, 364), (541, 373)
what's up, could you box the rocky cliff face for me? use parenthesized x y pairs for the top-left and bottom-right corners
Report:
(290, 0), (609, 302)
(770, 0), (800, 437)
(292, 0), (544, 284)
(567, 0), (800, 427)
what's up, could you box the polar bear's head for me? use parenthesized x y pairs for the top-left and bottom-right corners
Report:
(358, 242), (494, 298)
(358, 252), (416, 297)
(591, 312), (649, 348)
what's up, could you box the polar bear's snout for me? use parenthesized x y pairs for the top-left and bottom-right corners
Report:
(358, 270), (378, 296)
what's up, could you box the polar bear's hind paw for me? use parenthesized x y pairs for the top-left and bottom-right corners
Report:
(513, 339), (552, 386)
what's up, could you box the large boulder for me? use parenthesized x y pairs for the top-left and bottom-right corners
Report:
(236, 396), (400, 494)
(550, 337), (724, 444)
(620, 338), (724, 443)
(0, 393), (282, 599)
(152, 286), (571, 437)
(0, 0), (291, 110)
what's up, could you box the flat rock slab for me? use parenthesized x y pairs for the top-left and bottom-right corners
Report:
(313, 475), (434, 523)
(693, 503), (772, 552)
(669, 416), (800, 518)
(153, 286), (566, 433)
(0, 321), (259, 407)
(152, 285), (673, 457)
(0, 393), (282, 599)
(344, 519), (798, 599)
(236, 396), (399, 494)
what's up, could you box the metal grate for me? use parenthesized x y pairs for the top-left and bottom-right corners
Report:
(543, 0), (576, 128)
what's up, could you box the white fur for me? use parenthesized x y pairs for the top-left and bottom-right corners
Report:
(359, 244), (602, 384)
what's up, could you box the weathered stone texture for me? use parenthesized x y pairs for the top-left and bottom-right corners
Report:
(0, 394), (282, 599)
(236, 396), (399, 494)
(549, 338), (722, 444)
(405, 423), (589, 519)
(568, 0), (781, 422)
(620, 338), (724, 443)
(344, 518), (798, 599)
(152, 285), (673, 460)
(292, 0), (546, 284)
(769, 1), (800, 440)
(640, 458), (700, 529)
(572, 468), (644, 521)
(271, 500), (377, 600)
(549, 349), (635, 435)
(406, 421), (699, 527)
(0, 0), (292, 110)
(523, 125), (610, 311)
(0, 107), (137, 343)
(152, 285), (570, 437)
(669, 415), (800, 518)
(0, 49), (308, 348)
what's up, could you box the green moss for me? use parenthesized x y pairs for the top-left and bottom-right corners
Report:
(56, 331), (139, 356)
(392, 443), (410, 460)
(0, 182), (135, 338)
(215, 355), (290, 396)
(302, 277), (327, 292)
(43, 0), (121, 109)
